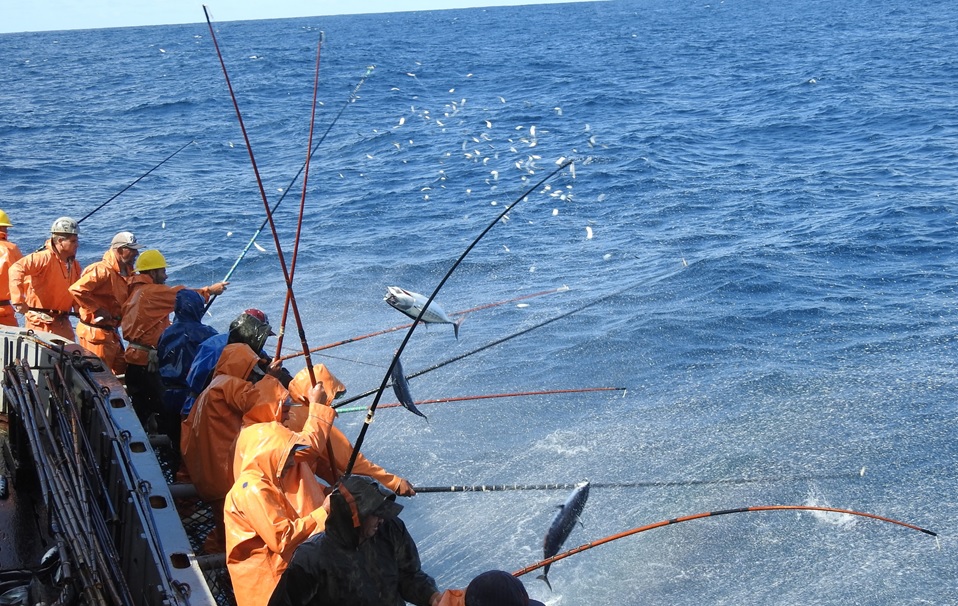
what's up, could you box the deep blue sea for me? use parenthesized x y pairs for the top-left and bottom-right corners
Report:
(2, 0), (956, 603)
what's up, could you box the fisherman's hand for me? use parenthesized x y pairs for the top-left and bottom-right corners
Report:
(13, 302), (28, 315)
(395, 478), (416, 497)
(208, 281), (229, 296)
(307, 382), (328, 406)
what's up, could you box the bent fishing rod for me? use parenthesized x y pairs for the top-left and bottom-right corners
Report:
(203, 6), (320, 383)
(332, 264), (686, 410)
(77, 140), (194, 224)
(278, 285), (570, 362)
(512, 504), (938, 578)
(205, 64), (375, 314)
(342, 159), (575, 478)
(274, 33), (323, 361)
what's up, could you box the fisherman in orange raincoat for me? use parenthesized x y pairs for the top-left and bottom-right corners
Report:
(286, 364), (417, 498)
(224, 382), (337, 606)
(69, 231), (143, 375)
(0, 210), (23, 327)
(8, 217), (81, 340)
(121, 249), (227, 431)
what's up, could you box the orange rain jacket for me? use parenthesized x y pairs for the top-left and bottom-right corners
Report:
(286, 364), (406, 494)
(69, 248), (132, 374)
(8, 239), (80, 339)
(121, 274), (212, 366)
(224, 414), (336, 606)
(0, 232), (23, 326)
(181, 343), (288, 502)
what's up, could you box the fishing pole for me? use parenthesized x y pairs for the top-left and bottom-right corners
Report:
(335, 386), (626, 414)
(203, 6), (318, 379)
(413, 472), (861, 493)
(204, 64), (375, 314)
(77, 140), (194, 225)
(332, 265), (685, 410)
(274, 33), (323, 363)
(511, 504), (938, 579)
(342, 159), (575, 477)
(277, 285), (570, 362)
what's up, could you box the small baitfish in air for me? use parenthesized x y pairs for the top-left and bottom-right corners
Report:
(384, 286), (463, 339)
(390, 356), (427, 420)
(538, 481), (590, 591)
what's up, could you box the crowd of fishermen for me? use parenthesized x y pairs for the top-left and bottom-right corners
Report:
(0, 209), (545, 606)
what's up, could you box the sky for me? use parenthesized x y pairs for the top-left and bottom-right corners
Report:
(1, 0), (594, 34)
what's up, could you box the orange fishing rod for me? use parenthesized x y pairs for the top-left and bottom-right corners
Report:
(274, 33), (323, 371)
(512, 504), (938, 578)
(203, 6), (318, 382)
(277, 285), (570, 362)
(335, 386), (626, 414)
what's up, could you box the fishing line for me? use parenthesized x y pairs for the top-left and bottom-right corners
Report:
(341, 159), (575, 478)
(77, 140), (194, 225)
(204, 64), (376, 313)
(511, 504), (938, 579)
(203, 6), (318, 373)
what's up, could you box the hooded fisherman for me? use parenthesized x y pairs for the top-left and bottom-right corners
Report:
(267, 475), (442, 606)
(224, 382), (338, 606)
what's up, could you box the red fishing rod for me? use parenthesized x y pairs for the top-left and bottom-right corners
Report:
(274, 33), (323, 371)
(203, 6), (318, 382)
(512, 504), (938, 578)
(335, 386), (626, 414)
(277, 285), (570, 362)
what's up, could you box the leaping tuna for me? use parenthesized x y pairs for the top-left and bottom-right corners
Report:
(390, 356), (428, 420)
(384, 286), (464, 339)
(538, 481), (590, 590)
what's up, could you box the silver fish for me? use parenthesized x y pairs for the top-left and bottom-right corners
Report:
(384, 286), (463, 339)
(538, 481), (590, 590)
(390, 356), (427, 420)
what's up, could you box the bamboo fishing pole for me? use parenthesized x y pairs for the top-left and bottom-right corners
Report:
(274, 34), (323, 366)
(342, 160), (576, 477)
(335, 386), (627, 414)
(77, 140), (194, 225)
(203, 6), (318, 380)
(511, 504), (938, 579)
(277, 285), (571, 362)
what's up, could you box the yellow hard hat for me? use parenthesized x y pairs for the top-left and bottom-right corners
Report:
(0, 210), (12, 227)
(135, 249), (167, 272)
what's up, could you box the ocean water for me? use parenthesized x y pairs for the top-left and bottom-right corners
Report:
(2, 0), (956, 603)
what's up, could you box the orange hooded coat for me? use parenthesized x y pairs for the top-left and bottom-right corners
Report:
(181, 343), (287, 503)
(69, 248), (131, 374)
(224, 412), (336, 606)
(8, 239), (80, 339)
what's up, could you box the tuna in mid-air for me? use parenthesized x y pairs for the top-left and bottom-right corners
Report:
(384, 286), (463, 339)
(538, 481), (590, 590)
